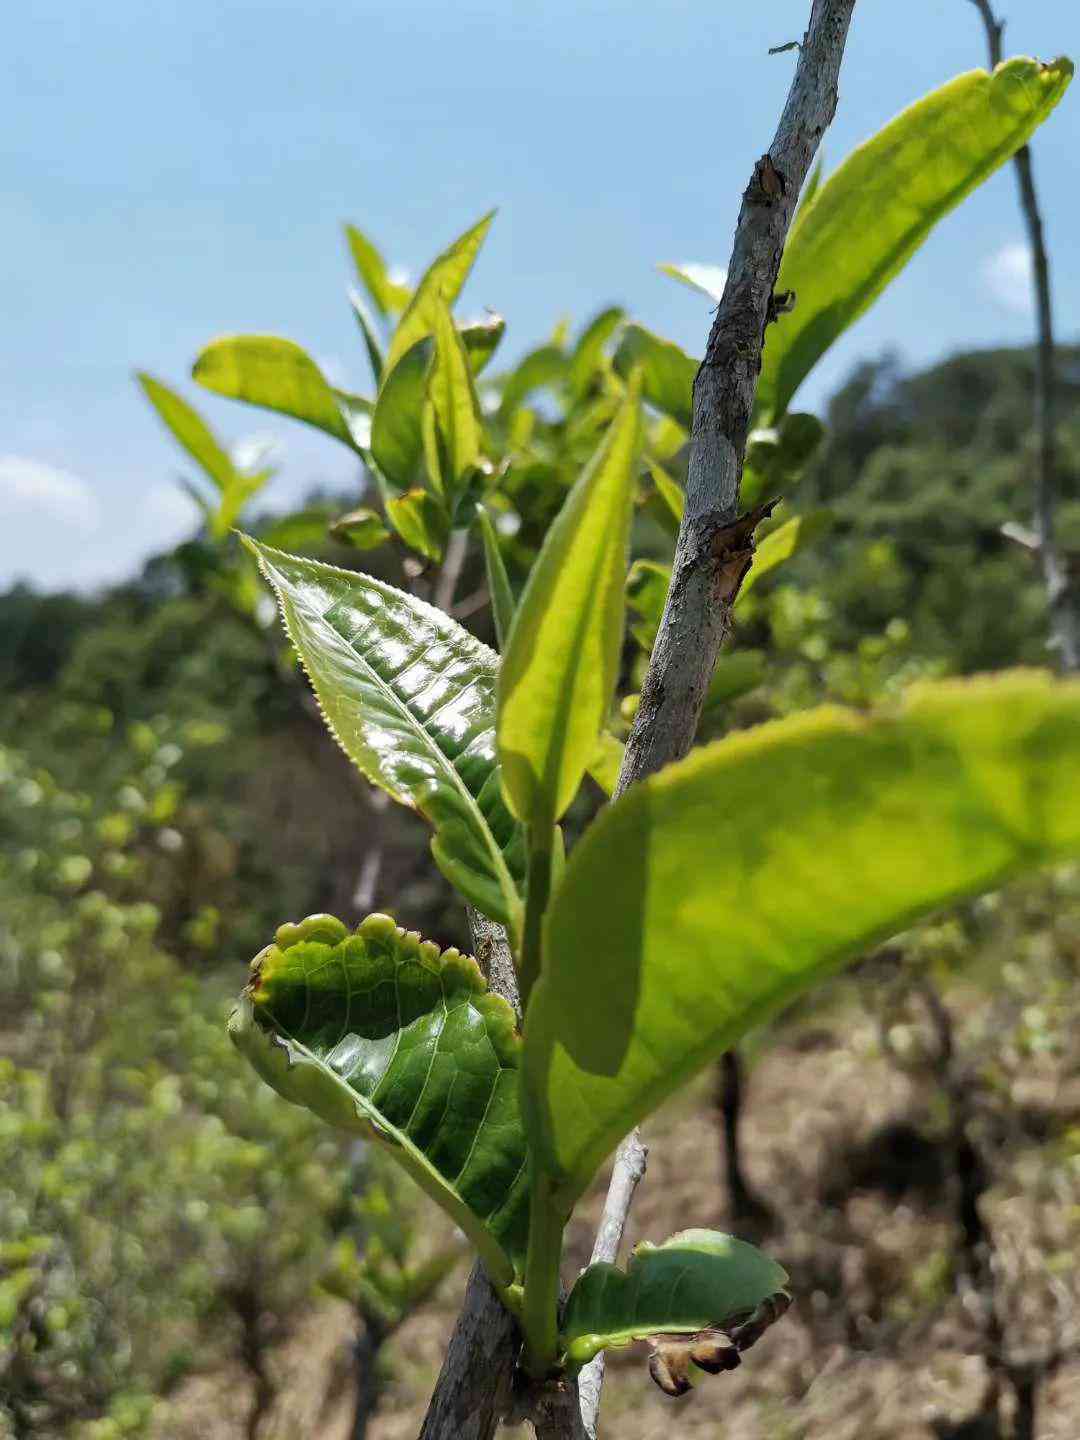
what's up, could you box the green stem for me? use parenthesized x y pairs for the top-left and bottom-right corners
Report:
(519, 824), (554, 1009)
(521, 1167), (564, 1378)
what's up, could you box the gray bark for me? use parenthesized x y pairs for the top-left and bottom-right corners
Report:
(583, 8), (857, 1434)
(968, 0), (1079, 672)
(621, 0), (857, 782)
(418, 4), (857, 1435)
(575, 1133), (649, 1438)
(418, 908), (523, 1440)
(417, 1262), (520, 1440)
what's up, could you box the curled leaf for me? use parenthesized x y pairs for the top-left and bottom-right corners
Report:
(229, 912), (531, 1284)
(560, 1229), (789, 1371)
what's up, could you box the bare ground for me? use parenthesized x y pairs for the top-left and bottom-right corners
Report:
(153, 976), (1080, 1440)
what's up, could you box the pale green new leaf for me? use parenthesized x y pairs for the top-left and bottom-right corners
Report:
(476, 507), (516, 652)
(430, 298), (484, 499)
(370, 337), (434, 490)
(244, 539), (525, 928)
(646, 459), (684, 529)
(229, 912), (530, 1284)
(568, 307), (625, 399)
(613, 325), (697, 429)
(348, 289), (385, 387)
(497, 344), (569, 422)
(498, 376), (642, 826)
(137, 372), (239, 493)
(561, 1230), (787, 1368)
(344, 223), (411, 318)
(587, 732), (624, 798)
(759, 57), (1074, 420)
(192, 336), (372, 452)
(384, 211), (495, 378)
(385, 488), (450, 561)
(524, 672), (1080, 1203)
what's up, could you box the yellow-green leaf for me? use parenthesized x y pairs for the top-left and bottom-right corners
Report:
(384, 211), (495, 378)
(137, 372), (238, 494)
(430, 297), (484, 499)
(613, 326), (697, 429)
(385, 488), (450, 562)
(344, 223), (411, 318)
(523, 672), (1080, 1204)
(192, 336), (371, 452)
(498, 376), (642, 826)
(370, 337), (434, 490)
(737, 509), (834, 601)
(759, 57), (1074, 420)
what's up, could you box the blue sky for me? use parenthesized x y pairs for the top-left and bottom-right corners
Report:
(3, 0), (1077, 590)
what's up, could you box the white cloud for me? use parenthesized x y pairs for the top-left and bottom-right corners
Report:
(981, 242), (1034, 317)
(0, 455), (100, 530)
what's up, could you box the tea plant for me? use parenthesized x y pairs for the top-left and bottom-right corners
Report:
(163, 10), (1076, 1436)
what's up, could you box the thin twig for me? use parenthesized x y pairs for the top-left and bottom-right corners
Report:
(967, 0), (1079, 672)
(433, 528), (470, 613)
(585, 8), (857, 1433)
(576, 1133), (648, 1438)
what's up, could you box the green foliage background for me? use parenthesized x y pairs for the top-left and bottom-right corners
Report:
(3, 332), (1080, 1434)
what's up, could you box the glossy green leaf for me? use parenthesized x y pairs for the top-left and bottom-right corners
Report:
(429, 298), (484, 499)
(192, 336), (372, 452)
(476, 507), (516, 652)
(229, 912), (530, 1284)
(498, 376), (642, 827)
(328, 507), (392, 551)
(137, 372), (239, 493)
(759, 57), (1074, 420)
(348, 289), (385, 387)
(561, 1230), (788, 1368)
(656, 262), (727, 303)
(384, 211), (495, 378)
(738, 510), (834, 600)
(568, 307), (625, 399)
(524, 672), (1080, 1203)
(344, 223), (411, 318)
(370, 338), (434, 490)
(613, 325), (697, 429)
(243, 539), (525, 928)
(385, 488), (450, 562)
